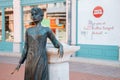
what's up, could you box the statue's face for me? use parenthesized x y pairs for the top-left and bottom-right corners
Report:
(31, 10), (43, 23)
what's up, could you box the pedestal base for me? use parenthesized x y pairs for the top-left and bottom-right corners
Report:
(49, 62), (69, 80)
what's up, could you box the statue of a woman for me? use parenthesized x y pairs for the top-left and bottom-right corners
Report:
(12, 7), (64, 80)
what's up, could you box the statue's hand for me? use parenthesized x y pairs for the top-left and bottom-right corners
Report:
(11, 64), (21, 75)
(16, 64), (21, 71)
(58, 46), (64, 58)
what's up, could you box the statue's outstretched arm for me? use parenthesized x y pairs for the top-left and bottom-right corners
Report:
(47, 28), (64, 57)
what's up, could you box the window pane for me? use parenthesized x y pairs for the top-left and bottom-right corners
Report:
(0, 9), (2, 41)
(23, 6), (33, 29)
(23, 2), (66, 43)
(5, 7), (14, 42)
(47, 2), (66, 43)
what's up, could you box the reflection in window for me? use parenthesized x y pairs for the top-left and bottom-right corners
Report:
(5, 8), (14, 42)
(0, 10), (2, 41)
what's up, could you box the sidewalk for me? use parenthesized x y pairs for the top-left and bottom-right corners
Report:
(69, 62), (120, 80)
(0, 55), (120, 80)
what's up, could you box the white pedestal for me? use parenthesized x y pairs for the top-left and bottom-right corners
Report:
(49, 62), (69, 80)
(47, 43), (80, 80)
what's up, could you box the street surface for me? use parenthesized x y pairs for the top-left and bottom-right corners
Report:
(0, 56), (120, 80)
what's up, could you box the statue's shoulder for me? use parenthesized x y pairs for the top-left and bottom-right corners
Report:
(27, 27), (35, 31)
(26, 27), (35, 33)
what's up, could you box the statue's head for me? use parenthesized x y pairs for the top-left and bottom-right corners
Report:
(31, 7), (44, 23)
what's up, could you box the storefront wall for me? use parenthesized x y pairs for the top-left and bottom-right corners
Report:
(0, 0), (66, 52)
(0, 0), (13, 52)
(75, 0), (120, 60)
(19, 0), (66, 52)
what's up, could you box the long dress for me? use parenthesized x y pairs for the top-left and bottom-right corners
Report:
(19, 26), (62, 80)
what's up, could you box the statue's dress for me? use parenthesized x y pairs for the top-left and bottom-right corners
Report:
(19, 27), (61, 80)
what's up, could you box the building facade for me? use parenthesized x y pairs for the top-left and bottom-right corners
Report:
(0, 0), (120, 62)
(0, 0), (67, 52)
(71, 0), (120, 61)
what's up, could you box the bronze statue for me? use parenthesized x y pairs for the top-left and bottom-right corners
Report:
(12, 7), (64, 80)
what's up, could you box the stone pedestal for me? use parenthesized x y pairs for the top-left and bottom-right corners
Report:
(49, 62), (69, 80)
(47, 43), (80, 80)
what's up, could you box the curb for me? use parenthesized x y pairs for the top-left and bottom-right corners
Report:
(0, 52), (21, 57)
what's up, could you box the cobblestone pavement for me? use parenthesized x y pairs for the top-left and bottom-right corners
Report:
(0, 56), (120, 80)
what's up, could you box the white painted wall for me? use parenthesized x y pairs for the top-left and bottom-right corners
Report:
(71, 0), (77, 45)
(77, 0), (120, 46)
(13, 0), (22, 52)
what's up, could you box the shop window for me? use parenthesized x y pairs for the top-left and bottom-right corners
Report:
(47, 2), (66, 43)
(5, 8), (14, 42)
(0, 10), (2, 41)
(23, 2), (66, 43)
(23, 6), (33, 29)
(23, 6), (34, 42)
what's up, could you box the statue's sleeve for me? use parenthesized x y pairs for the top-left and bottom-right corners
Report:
(47, 28), (61, 48)
(19, 30), (28, 64)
